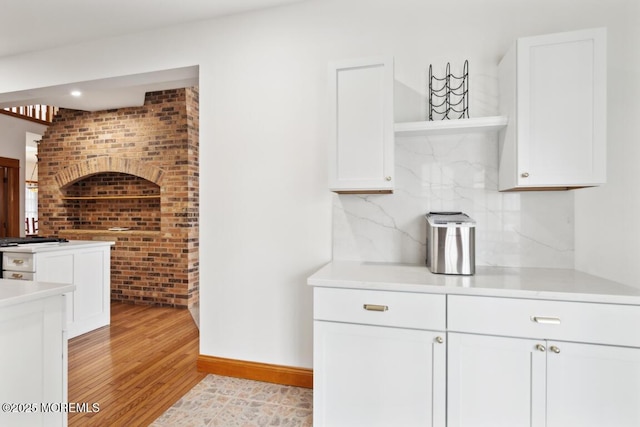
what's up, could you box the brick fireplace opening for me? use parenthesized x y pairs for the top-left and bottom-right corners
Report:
(38, 88), (199, 308)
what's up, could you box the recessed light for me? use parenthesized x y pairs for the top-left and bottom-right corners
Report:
(71, 90), (82, 97)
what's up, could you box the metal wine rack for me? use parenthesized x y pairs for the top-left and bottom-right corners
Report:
(428, 60), (469, 120)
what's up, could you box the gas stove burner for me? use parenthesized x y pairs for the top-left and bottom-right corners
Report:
(0, 237), (68, 247)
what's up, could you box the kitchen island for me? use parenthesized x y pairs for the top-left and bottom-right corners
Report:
(0, 279), (74, 427)
(309, 261), (640, 427)
(0, 240), (114, 338)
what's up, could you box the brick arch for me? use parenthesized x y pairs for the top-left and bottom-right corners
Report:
(55, 157), (165, 189)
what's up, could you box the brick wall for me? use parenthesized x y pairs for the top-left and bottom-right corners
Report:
(38, 88), (199, 308)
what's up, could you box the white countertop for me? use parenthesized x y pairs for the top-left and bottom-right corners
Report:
(0, 240), (114, 253)
(307, 261), (640, 305)
(0, 279), (75, 308)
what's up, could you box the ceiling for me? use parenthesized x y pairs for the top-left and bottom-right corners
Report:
(0, 66), (201, 112)
(0, 0), (307, 111)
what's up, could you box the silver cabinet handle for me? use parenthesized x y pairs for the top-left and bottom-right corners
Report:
(535, 344), (546, 352)
(11, 273), (24, 279)
(385, 176), (392, 181)
(363, 304), (388, 312)
(550, 346), (561, 354)
(531, 316), (561, 325)
(435, 336), (444, 344)
(521, 172), (530, 178)
(12, 259), (25, 265)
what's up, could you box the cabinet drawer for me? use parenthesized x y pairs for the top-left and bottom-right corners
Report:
(3, 253), (35, 272)
(3, 271), (35, 281)
(448, 295), (640, 347)
(314, 287), (445, 330)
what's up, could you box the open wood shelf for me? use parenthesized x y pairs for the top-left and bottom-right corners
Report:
(394, 116), (508, 137)
(61, 195), (160, 201)
(60, 229), (160, 237)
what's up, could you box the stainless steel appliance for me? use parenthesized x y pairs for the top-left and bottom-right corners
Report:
(425, 212), (475, 275)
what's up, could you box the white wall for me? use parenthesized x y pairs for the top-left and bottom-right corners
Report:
(574, 2), (640, 286)
(0, 115), (47, 235)
(25, 131), (40, 182)
(0, 0), (637, 369)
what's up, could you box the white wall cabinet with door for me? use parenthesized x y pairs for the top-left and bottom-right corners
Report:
(313, 287), (446, 427)
(498, 27), (607, 191)
(447, 294), (640, 427)
(328, 57), (394, 193)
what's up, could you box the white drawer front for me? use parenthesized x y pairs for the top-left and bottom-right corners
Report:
(3, 271), (35, 281)
(3, 253), (35, 272)
(314, 287), (445, 330)
(448, 295), (640, 347)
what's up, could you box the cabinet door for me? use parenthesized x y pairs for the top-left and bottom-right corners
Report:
(499, 27), (606, 190)
(328, 57), (394, 193)
(0, 296), (66, 427)
(314, 321), (445, 427)
(37, 248), (111, 338)
(547, 341), (640, 427)
(35, 253), (75, 327)
(447, 333), (546, 427)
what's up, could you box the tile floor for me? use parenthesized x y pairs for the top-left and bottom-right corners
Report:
(151, 374), (313, 427)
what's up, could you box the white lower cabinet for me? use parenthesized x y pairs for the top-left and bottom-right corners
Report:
(2, 242), (113, 338)
(314, 322), (445, 427)
(0, 294), (67, 427)
(314, 288), (640, 426)
(448, 333), (640, 427)
(37, 248), (110, 338)
(313, 287), (446, 427)
(546, 341), (640, 427)
(447, 295), (640, 427)
(447, 333), (545, 427)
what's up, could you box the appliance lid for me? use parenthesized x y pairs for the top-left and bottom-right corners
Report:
(426, 211), (475, 227)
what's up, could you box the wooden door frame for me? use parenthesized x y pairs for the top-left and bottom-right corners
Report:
(0, 157), (21, 237)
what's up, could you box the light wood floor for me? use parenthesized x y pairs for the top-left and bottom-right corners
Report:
(68, 302), (207, 427)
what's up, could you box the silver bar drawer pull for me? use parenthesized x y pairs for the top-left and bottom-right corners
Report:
(363, 304), (388, 312)
(531, 316), (561, 325)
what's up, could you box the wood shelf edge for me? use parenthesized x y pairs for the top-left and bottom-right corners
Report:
(61, 195), (161, 200)
(59, 229), (161, 236)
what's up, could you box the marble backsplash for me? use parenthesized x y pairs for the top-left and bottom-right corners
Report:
(332, 131), (575, 268)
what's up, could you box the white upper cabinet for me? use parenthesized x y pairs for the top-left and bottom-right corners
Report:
(328, 57), (394, 193)
(498, 28), (607, 191)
